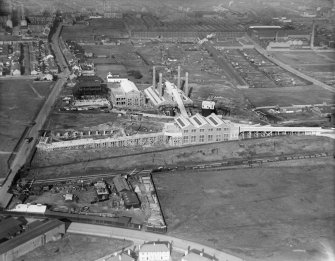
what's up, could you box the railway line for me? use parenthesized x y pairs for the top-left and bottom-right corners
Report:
(26, 151), (332, 185)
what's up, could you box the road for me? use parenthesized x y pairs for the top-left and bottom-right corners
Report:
(67, 223), (244, 261)
(0, 23), (70, 208)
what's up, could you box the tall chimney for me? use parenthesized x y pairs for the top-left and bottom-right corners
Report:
(177, 65), (181, 89)
(185, 72), (189, 97)
(152, 66), (156, 89)
(158, 73), (163, 97)
(311, 22), (315, 49)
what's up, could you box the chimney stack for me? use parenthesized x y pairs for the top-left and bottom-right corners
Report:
(158, 73), (163, 97)
(185, 72), (189, 97)
(311, 22), (315, 49)
(152, 66), (156, 89)
(177, 65), (181, 89)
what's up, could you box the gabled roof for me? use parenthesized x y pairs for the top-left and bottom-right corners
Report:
(175, 115), (191, 129)
(189, 113), (208, 128)
(140, 243), (170, 253)
(205, 113), (224, 127)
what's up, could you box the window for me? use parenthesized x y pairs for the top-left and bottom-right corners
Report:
(183, 136), (189, 143)
(191, 136), (196, 142)
(191, 129), (196, 133)
(216, 134), (221, 141)
(224, 134), (229, 138)
(200, 129), (205, 132)
(224, 127), (229, 131)
(216, 128), (221, 131)
(184, 130), (188, 133)
(209, 128), (213, 132)
(208, 134), (213, 141)
(199, 135), (205, 142)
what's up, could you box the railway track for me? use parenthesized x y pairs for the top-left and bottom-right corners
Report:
(27, 152), (332, 185)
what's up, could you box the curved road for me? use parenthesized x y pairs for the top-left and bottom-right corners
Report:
(0, 23), (70, 208)
(67, 223), (244, 261)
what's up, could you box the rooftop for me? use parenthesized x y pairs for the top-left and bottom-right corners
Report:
(0, 219), (64, 254)
(140, 242), (170, 253)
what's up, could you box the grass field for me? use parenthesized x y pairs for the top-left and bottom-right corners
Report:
(242, 85), (335, 107)
(0, 79), (53, 178)
(270, 51), (335, 66)
(18, 233), (132, 261)
(153, 157), (335, 261)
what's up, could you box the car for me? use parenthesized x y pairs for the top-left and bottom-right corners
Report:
(25, 137), (33, 143)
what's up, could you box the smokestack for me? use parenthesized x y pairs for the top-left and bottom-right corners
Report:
(152, 66), (156, 89)
(185, 72), (189, 97)
(311, 22), (315, 49)
(177, 65), (181, 89)
(158, 73), (163, 97)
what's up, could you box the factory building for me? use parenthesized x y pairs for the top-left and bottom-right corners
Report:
(73, 76), (105, 98)
(0, 219), (65, 261)
(168, 113), (238, 146)
(107, 73), (145, 108)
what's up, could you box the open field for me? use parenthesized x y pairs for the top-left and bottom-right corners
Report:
(28, 135), (333, 178)
(243, 85), (335, 107)
(153, 157), (335, 261)
(0, 79), (53, 178)
(18, 233), (132, 261)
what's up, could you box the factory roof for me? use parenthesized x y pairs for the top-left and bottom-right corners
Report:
(175, 115), (191, 129)
(140, 242), (170, 253)
(108, 79), (139, 96)
(0, 219), (64, 254)
(206, 113), (224, 127)
(113, 175), (130, 193)
(189, 113), (208, 128)
(122, 191), (140, 208)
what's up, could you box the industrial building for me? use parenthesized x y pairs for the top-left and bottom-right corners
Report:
(113, 175), (130, 194)
(107, 73), (145, 108)
(122, 191), (141, 209)
(94, 180), (110, 201)
(0, 219), (65, 261)
(138, 242), (171, 261)
(170, 113), (238, 145)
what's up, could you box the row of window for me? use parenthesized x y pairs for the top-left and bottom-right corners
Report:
(183, 134), (230, 143)
(184, 127), (229, 133)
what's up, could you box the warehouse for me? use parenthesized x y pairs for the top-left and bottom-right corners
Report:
(73, 76), (106, 98)
(107, 73), (145, 108)
(122, 191), (141, 209)
(0, 219), (65, 261)
(113, 175), (130, 194)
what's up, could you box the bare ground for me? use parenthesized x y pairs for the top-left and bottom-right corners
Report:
(153, 157), (335, 261)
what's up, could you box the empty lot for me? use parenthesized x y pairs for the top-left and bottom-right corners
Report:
(153, 157), (335, 261)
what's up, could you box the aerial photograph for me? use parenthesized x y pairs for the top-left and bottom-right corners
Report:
(0, 0), (334, 260)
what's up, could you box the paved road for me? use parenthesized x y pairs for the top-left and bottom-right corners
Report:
(68, 223), (244, 261)
(0, 23), (69, 208)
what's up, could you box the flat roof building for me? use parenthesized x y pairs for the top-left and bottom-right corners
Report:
(107, 73), (145, 107)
